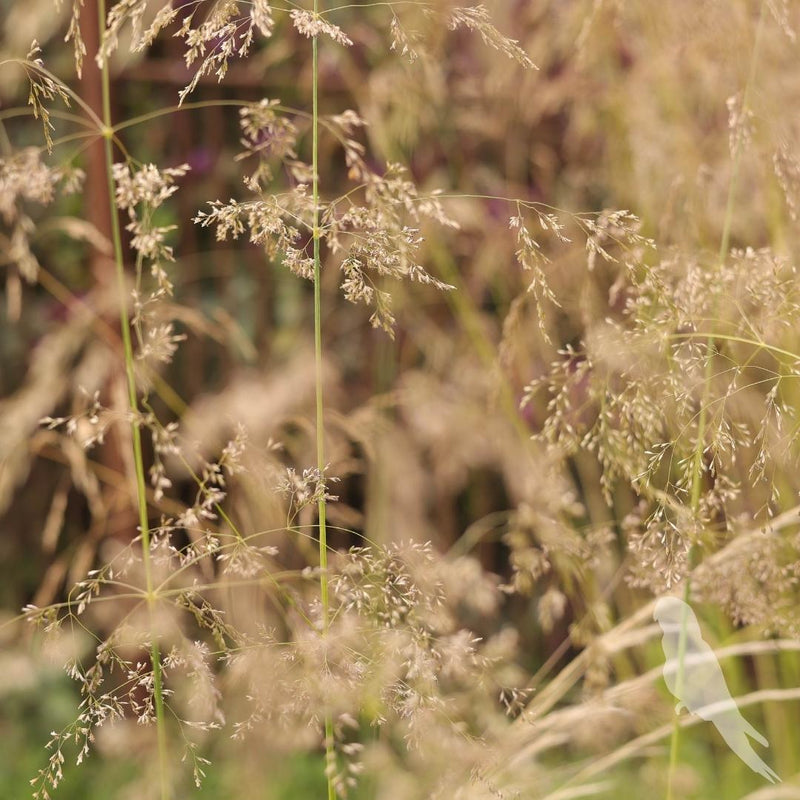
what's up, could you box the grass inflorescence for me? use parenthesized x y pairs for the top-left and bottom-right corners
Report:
(1, 1), (800, 798)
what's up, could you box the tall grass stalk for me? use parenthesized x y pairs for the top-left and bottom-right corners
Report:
(310, 5), (336, 796)
(666, 4), (768, 797)
(97, 0), (170, 794)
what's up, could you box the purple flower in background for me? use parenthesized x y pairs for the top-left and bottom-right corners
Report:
(186, 147), (216, 177)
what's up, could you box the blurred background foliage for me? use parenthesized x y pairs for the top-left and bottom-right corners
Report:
(3, 0), (800, 797)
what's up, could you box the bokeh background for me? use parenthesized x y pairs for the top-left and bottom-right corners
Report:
(3, 1), (800, 797)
